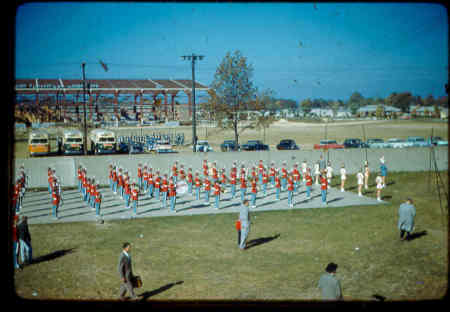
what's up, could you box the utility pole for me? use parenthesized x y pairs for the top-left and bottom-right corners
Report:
(182, 54), (204, 152)
(82, 62), (88, 155)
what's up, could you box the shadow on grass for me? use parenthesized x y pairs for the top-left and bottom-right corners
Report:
(407, 230), (428, 241)
(246, 233), (280, 250)
(139, 281), (184, 300)
(32, 248), (76, 264)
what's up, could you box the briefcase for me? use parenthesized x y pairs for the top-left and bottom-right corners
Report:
(132, 275), (143, 288)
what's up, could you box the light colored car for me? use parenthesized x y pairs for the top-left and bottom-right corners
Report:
(386, 138), (412, 148)
(407, 136), (432, 147)
(366, 138), (386, 148)
(195, 140), (213, 152)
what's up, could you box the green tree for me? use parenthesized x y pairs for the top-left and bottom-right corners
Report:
(300, 98), (312, 114)
(208, 50), (257, 145)
(375, 104), (385, 119)
(348, 91), (364, 115)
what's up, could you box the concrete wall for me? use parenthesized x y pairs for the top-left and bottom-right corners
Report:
(14, 147), (448, 188)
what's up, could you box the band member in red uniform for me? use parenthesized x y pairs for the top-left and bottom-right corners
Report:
(187, 167), (193, 194)
(305, 168), (313, 200)
(287, 174), (295, 208)
(220, 168), (227, 186)
(94, 184), (102, 217)
(78, 165), (83, 193)
(202, 159), (208, 178)
(292, 163), (301, 192)
(153, 170), (160, 200)
(137, 163), (143, 190)
(213, 181), (221, 209)
(250, 178), (258, 208)
(269, 163), (276, 187)
(240, 172), (247, 202)
(52, 185), (60, 219)
(118, 168), (124, 198)
(172, 161), (178, 184)
(258, 160), (264, 185)
(211, 165), (218, 184)
(161, 174), (169, 209)
(194, 172), (202, 200)
(147, 168), (154, 198)
(203, 176), (211, 206)
(112, 166), (118, 194)
(281, 162), (288, 191)
(142, 166), (148, 193)
(168, 178), (177, 212)
(230, 168), (237, 199)
(124, 176), (131, 209)
(275, 172), (281, 200)
(179, 164), (186, 181)
(320, 171), (328, 205)
(262, 168), (269, 196)
(131, 183), (139, 215)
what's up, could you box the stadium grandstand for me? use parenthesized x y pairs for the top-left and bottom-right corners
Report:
(14, 78), (209, 124)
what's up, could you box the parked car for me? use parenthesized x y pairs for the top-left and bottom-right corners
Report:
(428, 136), (448, 146)
(156, 142), (176, 153)
(276, 139), (299, 150)
(343, 138), (368, 148)
(195, 140), (213, 152)
(313, 140), (345, 150)
(241, 140), (269, 151)
(407, 136), (432, 147)
(386, 138), (412, 149)
(366, 138), (385, 148)
(220, 140), (240, 152)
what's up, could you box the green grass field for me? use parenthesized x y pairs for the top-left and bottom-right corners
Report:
(13, 171), (448, 301)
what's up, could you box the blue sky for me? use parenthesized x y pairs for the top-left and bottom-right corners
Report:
(15, 2), (448, 102)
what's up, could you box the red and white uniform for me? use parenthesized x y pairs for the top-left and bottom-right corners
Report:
(160, 178), (168, 193)
(213, 183), (221, 196)
(172, 165), (178, 177)
(275, 176), (281, 189)
(292, 168), (301, 182)
(262, 172), (268, 185)
(194, 176), (202, 189)
(251, 180), (257, 194)
(131, 187), (139, 201)
(287, 177), (294, 191)
(154, 175), (160, 189)
(305, 174), (313, 187)
(240, 176), (247, 189)
(204, 178), (211, 192)
(320, 176), (328, 191)
(168, 182), (176, 197)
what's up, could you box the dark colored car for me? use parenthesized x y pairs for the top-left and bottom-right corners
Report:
(343, 138), (368, 148)
(276, 139), (299, 150)
(241, 140), (269, 151)
(220, 140), (240, 152)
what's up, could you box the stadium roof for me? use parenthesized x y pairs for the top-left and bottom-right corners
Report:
(15, 78), (209, 94)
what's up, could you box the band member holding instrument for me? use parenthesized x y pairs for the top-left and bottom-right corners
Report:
(250, 177), (258, 208)
(213, 180), (221, 210)
(204, 176), (211, 206)
(194, 172), (202, 200)
(168, 177), (177, 212)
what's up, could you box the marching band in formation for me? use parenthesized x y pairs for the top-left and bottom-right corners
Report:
(92, 156), (388, 216)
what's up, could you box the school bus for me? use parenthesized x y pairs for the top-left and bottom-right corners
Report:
(58, 129), (84, 155)
(89, 128), (117, 155)
(28, 130), (50, 157)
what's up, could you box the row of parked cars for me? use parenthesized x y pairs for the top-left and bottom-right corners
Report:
(210, 136), (447, 152)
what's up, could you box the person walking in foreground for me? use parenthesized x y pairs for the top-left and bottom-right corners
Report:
(398, 198), (416, 241)
(239, 200), (251, 250)
(318, 262), (343, 300)
(118, 242), (138, 300)
(17, 215), (32, 265)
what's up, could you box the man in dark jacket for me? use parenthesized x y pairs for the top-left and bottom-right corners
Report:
(118, 242), (138, 300)
(17, 215), (32, 265)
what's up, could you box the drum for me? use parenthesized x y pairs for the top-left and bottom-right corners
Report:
(176, 180), (188, 195)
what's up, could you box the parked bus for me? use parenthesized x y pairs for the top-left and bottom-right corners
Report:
(89, 128), (117, 155)
(28, 129), (50, 157)
(58, 129), (84, 155)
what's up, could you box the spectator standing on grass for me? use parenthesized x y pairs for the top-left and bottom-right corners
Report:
(12, 215), (21, 271)
(118, 242), (138, 300)
(17, 215), (32, 265)
(318, 262), (343, 300)
(314, 161), (321, 185)
(239, 200), (251, 250)
(398, 198), (416, 241)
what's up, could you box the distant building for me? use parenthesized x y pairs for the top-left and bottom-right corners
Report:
(310, 108), (334, 117)
(357, 104), (400, 116)
(335, 108), (352, 118)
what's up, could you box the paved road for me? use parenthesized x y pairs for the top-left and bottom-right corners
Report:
(18, 183), (386, 225)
